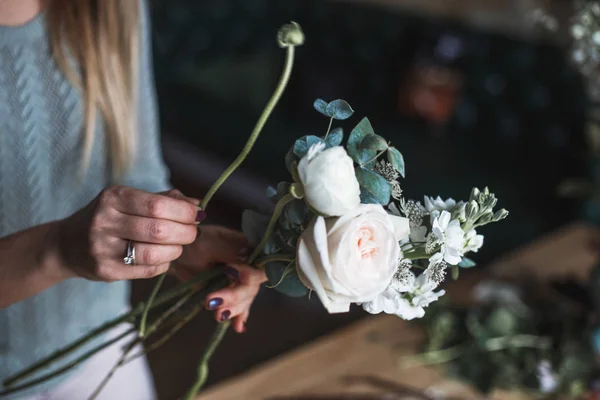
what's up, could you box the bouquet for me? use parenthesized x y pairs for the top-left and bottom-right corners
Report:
(0, 22), (507, 400)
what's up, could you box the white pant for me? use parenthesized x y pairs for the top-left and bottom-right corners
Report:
(24, 327), (157, 400)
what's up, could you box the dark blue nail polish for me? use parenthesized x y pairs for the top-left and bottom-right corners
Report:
(196, 209), (207, 223)
(207, 298), (222, 310)
(224, 266), (240, 281)
(221, 310), (231, 321)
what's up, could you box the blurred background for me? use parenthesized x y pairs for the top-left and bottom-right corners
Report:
(132, 0), (597, 398)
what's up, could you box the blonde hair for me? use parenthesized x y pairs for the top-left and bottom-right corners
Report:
(47, 0), (140, 178)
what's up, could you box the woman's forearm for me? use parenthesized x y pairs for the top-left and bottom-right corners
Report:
(0, 221), (71, 308)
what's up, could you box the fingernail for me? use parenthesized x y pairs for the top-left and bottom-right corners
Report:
(207, 298), (223, 310)
(224, 266), (240, 281)
(221, 310), (231, 321)
(196, 209), (207, 223)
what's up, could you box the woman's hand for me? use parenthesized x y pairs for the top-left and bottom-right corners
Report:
(58, 186), (202, 282)
(172, 225), (267, 333)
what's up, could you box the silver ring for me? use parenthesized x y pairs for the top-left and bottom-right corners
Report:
(123, 240), (136, 265)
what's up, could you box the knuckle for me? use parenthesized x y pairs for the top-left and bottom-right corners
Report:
(142, 247), (160, 265)
(145, 196), (165, 218)
(148, 220), (168, 241)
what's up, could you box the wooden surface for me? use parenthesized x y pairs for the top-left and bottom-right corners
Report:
(197, 222), (600, 400)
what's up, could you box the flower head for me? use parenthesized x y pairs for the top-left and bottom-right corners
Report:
(430, 211), (465, 265)
(424, 196), (456, 213)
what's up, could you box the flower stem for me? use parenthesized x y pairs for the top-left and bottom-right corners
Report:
(183, 320), (231, 400)
(0, 328), (136, 397)
(254, 254), (295, 270)
(199, 49), (296, 211)
(248, 193), (295, 265)
(324, 117), (333, 140)
(3, 269), (220, 388)
(124, 300), (205, 366)
(180, 24), (303, 399)
(139, 273), (166, 338)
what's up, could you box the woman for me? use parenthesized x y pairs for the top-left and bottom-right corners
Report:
(0, 0), (266, 398)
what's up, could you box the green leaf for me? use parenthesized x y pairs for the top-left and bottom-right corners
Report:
(325, 99), (354, 120)
(293, 135), (325, 158)
(387, 147), (405, 178)
(313, 99), (328, 116)
(348, 118), (377, 166)
(355, 167), (391, 205)
(283, 199), (306, 227)
(265, 261), (309, 297)
(360, 134), (388, 152)
(458, 257), (477, 268)
(325, 127), (343, 147)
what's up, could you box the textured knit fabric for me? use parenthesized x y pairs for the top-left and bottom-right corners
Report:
(0, 1), (170, 398)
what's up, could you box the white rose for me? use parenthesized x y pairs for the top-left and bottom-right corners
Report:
(297, 143), (361, 217)
(297, 204), (410, 313)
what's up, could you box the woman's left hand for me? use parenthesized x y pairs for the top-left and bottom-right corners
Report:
(172, 223), (266, 334)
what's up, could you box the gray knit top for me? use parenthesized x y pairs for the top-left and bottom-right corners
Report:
(0, 1), (170, 397)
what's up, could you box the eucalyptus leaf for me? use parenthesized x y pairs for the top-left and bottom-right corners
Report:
(326, 127), (343, 147)
(313, 98), (328, 116)
(355, 167), (391, 205)
(348, 117), (377, 166)
(266, 186), (277, 200)
(325, 99), (354, 120)
(293, 135), (326, 158)
(265, 261), (309, 297)
(360, 134), (388, 152)
(458, 257), (477, 268)
(283, 199), (306, 227)
(387, 147), (406, 178)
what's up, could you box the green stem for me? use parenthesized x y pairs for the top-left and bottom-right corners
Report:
(181, 26), (301, 399)
(0, 329), (136, 397)
(324, 117), (333, 140)
(403, 247), (430, 261)
(254, 254), (295, 270)
(124, 299), (206, 366)
(360, 147), (388, 168)
(3, 269), (220, 388)
(199, 46), (296, 212)
(139, 273), (167, 337)
(182, 320), (231, 400)
(248, 193), (295, 265)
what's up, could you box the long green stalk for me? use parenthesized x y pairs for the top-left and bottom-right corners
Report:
(0, 329), (135, 397)
(180, 22), (304, 399)
(3, 269), (220, 388)
(182, 321), (231, 400)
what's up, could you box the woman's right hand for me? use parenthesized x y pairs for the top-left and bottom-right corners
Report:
(57, 186), (201, 282)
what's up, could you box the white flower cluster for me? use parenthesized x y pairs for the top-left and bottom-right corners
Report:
(361, 189), (507, 320)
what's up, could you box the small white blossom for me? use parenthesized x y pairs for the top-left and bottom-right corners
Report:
(410, 225), (428, 243)
(362, 273), (445, 321)
(425, 260), (447, 285)
(424, 196), (457, 213)
(463, 229), (484, 253)
(430, 211), (465, 265)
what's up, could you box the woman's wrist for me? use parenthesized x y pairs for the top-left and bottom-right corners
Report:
(40, 220), (75, 283)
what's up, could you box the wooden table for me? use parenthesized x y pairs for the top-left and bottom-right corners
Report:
(197, 223), (600, 400)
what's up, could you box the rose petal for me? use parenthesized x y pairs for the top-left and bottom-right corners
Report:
(389, 215), (410, 242)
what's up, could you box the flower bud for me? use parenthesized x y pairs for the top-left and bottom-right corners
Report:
(478, 212), (494, 225)
(277, 22), (305, 48)
(493, 209), (509, 221)
(466, 200), (479, 219)
(469, 187), (480, 203)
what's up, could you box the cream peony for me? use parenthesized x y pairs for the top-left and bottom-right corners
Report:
(297, 204), (410, 313)
(297, 143), (361, 217)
